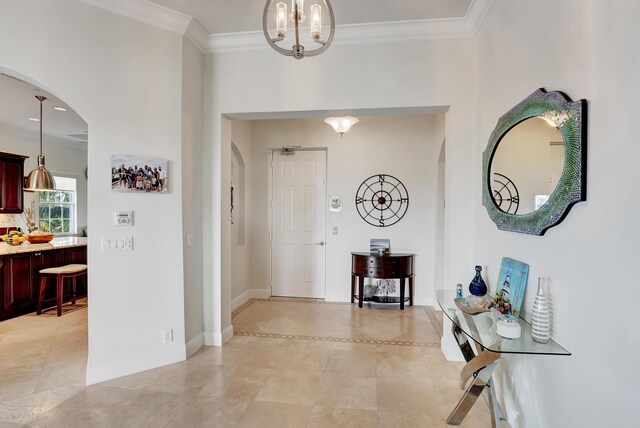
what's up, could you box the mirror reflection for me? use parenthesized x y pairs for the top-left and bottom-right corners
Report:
(490, 117), (564, 215)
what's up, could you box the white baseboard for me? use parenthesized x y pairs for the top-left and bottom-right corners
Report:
(324, 294), (349, 302)
(204, 325), (234, 347)
(231, 288), (271, 310)
(86, 346), (186, 385)
(185, 333), (204, 358)
(222, 325), (234, 344)
(203, 332), (216, 346)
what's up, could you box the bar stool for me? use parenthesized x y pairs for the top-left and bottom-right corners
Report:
(36, 264), (88, 317)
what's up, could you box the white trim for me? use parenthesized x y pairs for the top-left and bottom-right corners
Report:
(86, 346), (186, 385)
(467, 0), (497, 35)
(184, 19), (209, 52)
(231, 288), (272, 311)
(77, 0), (192, 35)
(185, 333), (204, 358)
(78, 0), (495, 54)
(203, 332), (216, 346)
(206, 325), (234, 347)
(206, 0), (496, 54)
(222, 325), (234, 344)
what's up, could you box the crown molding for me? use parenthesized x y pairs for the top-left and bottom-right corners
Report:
(204, 0), (496, 54)
(184, 19), (209, 52)
(78, 0), (192, 35)
(78, 0), (496, 54)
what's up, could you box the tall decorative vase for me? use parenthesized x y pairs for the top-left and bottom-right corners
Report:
(469, 265), (487, 296)
(531, 277), (550, 343)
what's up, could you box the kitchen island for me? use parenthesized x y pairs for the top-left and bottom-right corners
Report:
(0, 237), (87, 320)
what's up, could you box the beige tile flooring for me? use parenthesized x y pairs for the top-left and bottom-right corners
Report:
(1, 298), (491, 427)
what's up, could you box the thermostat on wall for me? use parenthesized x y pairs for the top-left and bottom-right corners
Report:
(114, 211), (134, 226)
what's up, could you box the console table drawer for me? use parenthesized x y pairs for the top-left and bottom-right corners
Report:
(365, 267), (406, 278)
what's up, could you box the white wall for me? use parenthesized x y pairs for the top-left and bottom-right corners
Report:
(206, 38), (476, 345)
(230, 120), (253, 303)
(0, 126), (87, 233)
(247, 115), (441, 304)
(473, 0), (638, 426)
(181, 38), (204, 356)
(0, 0), (187, 384)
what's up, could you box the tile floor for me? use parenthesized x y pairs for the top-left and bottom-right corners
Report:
(1, 298), (492, 427)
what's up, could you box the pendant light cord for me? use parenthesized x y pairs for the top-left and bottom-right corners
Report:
(39, 98), (43, 156)
(35, 95), (46, 162)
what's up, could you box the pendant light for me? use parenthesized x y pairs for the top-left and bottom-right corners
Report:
(263, 0), (335, 59)
(24, 95), (56, 191)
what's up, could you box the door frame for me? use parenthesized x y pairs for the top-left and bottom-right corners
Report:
(268, 147), (328, 298)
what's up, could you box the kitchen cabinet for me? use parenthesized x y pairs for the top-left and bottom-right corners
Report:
(0, 242), (87, 321)
(0, 152), (28, 214)
(2, 253), (34, 317)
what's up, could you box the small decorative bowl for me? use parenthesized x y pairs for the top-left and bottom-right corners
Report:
(26, 233), (55, 244)
(5, 239), (24, 246)
(454, 295), (492, 315)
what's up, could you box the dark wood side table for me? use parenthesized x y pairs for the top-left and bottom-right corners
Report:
(351, 252), (414, 310)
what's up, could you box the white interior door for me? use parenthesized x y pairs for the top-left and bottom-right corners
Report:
(271, 150), (326, 298)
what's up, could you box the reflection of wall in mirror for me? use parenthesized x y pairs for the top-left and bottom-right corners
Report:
(491, 117), (564, 214)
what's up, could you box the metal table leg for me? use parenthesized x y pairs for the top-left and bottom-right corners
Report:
(447, 310), (507, 428)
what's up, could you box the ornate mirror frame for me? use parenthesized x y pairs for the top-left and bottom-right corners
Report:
(482, 88), (587, 235)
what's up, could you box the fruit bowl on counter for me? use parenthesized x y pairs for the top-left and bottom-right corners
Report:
(1, 231), (27, 245)
(26, 231), (55, 244)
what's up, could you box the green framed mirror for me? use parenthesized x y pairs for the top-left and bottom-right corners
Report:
(482, 88), (587, 235)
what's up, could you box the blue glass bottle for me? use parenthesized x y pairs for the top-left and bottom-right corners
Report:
(469, 265), (487, 296)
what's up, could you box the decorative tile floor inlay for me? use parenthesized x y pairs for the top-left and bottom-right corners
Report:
(0, 296), (492, 427)
(232, 297), (444, 347)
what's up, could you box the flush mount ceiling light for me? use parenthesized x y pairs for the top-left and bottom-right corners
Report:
(25, 95), (56, 192)
(324, 116), (360, 137)
(263, 0), (335, 59)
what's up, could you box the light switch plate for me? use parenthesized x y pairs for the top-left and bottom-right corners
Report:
(186, 234), (195, 247)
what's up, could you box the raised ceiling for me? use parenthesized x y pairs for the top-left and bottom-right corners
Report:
(0, 73), (88, 145)
(147, 0), (473, 34)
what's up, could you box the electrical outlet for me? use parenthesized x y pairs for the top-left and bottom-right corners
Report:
(162, 329), (174, 344)
(332, 226), (339, 235)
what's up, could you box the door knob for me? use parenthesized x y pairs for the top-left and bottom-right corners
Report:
(315, 241), (326, 246)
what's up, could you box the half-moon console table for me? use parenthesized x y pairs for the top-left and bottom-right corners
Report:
(436, 289), (571, 427)
(351, 252), (414, 310)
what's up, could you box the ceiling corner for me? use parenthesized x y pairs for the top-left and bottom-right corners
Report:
(466, 0), (497, 36)
(185, 19), (209, 52)
(78, 0), (192, 35)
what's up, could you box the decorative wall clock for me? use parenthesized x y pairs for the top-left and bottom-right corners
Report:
(355, 174), (409, 227)
(492, 173), (520, 214)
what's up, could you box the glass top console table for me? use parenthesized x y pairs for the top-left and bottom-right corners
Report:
(436, 290), (570, 427)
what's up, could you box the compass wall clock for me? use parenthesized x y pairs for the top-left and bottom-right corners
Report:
(355, 174), (409, 227)
(492, 173), (520, 214)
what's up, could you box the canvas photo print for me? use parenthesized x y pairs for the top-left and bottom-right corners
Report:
(111, 155), (168, 194)
(494, 257), (530, 320)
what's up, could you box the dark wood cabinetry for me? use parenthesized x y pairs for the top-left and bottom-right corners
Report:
(0, 245), (86, 321)
(0, 152), (28, 214)
(2, 253), (35, 315)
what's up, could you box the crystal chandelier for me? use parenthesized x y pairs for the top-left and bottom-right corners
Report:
(263, 0), (335, 59)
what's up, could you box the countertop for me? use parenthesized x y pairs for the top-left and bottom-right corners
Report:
(0, 237), (87, 256)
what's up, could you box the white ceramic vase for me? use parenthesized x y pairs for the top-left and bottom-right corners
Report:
(531, 277), (550, 343)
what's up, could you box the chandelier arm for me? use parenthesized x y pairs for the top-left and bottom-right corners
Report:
(294, 2), (300, 48)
